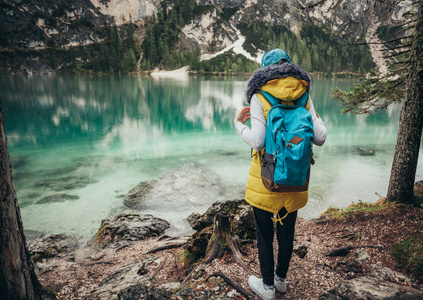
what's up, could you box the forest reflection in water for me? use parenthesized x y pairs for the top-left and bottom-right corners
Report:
(1, 74), (421, 240)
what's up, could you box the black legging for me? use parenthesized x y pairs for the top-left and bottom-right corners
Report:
(253, 206), (297, 286)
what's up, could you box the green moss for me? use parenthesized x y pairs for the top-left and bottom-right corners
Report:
(391, 232), (423, 280)
(320, 200), (386, 220)
(179, 250), (198, 266)
(95, 224), (110, 245)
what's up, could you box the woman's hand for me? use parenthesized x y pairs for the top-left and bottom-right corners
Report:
(234, 106), (251, 124)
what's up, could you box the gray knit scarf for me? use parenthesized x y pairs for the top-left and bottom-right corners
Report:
(245, 63), (312, 103)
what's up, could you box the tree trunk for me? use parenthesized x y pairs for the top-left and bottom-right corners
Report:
(203, 212), (250, 271)
(386, 0), (423, 204)
(0, 101), (42, 299)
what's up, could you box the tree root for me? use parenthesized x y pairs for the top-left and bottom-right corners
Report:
(80, 260), (115, 266)
(324, 245), (384, 257)
(150, 255), (169, 280)
(206, 271), (252, 299)
(181, 262), (202, 287)
(145, 241), (187, 254)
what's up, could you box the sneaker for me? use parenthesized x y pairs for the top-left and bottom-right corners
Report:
(248, 275), (275, 300)
(274, 276), (287, 293)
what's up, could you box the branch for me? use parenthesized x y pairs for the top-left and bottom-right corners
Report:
(206, 271), (253, 299)
(384, 50), (410, 58)
(386, 43), (412, 51)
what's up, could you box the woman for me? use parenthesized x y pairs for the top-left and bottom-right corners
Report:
(234, 49), (327, 300)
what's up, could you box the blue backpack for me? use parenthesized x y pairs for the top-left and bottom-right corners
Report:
(259, 90), (314, 192)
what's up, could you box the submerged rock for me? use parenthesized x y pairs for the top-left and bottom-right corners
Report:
(96, 213), (170, 248)
(36, 193), (80, 204)
(357, 147), (376, 156)
(319, 273), (423, 299)
(124, 180), (156, 209)
(9, 155), (28, 168)
(36, 175), (97, 191)
(123, 163), (235, 211)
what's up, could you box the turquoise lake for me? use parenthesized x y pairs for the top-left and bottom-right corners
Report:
(1, 74), (422, 241)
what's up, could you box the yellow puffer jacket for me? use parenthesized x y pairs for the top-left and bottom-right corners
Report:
(244, 76), (310, 218)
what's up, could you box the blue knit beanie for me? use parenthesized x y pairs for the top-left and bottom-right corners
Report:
(261, 49), (291, 68)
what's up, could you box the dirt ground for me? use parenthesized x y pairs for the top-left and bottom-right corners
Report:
(38, 202), (423, 299)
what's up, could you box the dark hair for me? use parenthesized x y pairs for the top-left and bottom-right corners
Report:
(278, 59), (288, 65)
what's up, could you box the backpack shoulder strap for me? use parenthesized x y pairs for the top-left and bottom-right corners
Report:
(257, 91), (278, 106)
(255, 92), (272, 119)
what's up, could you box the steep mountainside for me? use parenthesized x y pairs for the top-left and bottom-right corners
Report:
(1, 0), (113, 49)
(0, 0), (413, 74)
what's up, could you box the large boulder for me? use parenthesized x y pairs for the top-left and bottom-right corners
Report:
(87, 256), (159, 300)
(27, 233), (79, 263)
(319, 273), (423, 299)
(88, 255), (236, 300)
(96, 213), (170, 248)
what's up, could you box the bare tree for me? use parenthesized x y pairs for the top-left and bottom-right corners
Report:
(0, 100), (42, 299)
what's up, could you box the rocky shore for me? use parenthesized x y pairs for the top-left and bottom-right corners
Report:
(27, 195), (423, 300)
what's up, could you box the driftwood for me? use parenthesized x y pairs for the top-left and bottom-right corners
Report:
(203, 212), (250, 271)
(324, 245), (384, 257)
(206, 271), (252, 299)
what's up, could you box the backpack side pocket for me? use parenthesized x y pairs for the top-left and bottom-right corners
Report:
(260, 151), (276, 191)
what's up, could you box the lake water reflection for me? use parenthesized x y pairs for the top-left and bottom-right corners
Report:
(1, 74), (422, 240)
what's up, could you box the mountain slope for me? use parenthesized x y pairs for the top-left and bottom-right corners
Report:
(0, 0), (413, 74)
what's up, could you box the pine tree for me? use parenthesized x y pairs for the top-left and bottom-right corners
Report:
(128, 49), (137, 71)
(333, 0), (423, 204)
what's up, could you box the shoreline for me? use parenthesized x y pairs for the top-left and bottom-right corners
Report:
(29, 198), (423, 299)
(1, 68), (364, 79)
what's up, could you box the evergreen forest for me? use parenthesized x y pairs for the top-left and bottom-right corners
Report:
(38, 0), (376, 75)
